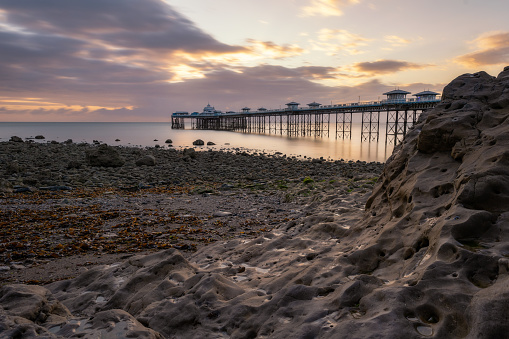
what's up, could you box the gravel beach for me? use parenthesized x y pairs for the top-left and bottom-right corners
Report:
(0, 140), (383, 284)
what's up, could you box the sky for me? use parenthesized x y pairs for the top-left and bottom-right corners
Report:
(0, 0), (508, 122)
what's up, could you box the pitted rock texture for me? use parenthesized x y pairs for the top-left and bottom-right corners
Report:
(2, 67), (509, 338)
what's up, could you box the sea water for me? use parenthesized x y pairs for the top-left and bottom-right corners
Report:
(0, 122), (396, 162)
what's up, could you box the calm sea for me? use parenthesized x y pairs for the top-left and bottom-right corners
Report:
(0, 122), (395, 163)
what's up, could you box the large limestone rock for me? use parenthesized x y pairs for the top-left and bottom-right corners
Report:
(85, 144), (125, 167)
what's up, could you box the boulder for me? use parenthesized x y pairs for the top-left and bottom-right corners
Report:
(207, 141), (216, 145)
(9, 136), (23, 143)
(193, 139), (204, 146)
(85, 144), (125, 167)
(183, 148), (197, 159)
(165, 139), (173, 144)
(34, 135), (45, 139)
(136, 155), (156, 167)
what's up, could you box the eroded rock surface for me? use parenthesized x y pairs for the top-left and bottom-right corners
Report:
(2, 67), (509, 338)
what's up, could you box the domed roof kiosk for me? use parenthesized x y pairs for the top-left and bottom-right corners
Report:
(383, 89), (411, 103)
(413, 90), (439, 102)
(285, 102), (300, 111)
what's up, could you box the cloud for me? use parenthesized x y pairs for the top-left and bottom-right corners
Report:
(0, 0), (243, 54)
(301, 0), (360, 17)
(245, 39), (305, 59)
(353, 60), (431, 75)
(384, 35), (412, 46)
(311, 29), (371, 55)
(455, 31), (509, 67)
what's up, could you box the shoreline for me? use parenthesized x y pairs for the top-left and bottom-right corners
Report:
(0, 140), (383, 284)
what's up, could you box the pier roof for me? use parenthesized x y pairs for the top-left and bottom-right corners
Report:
(307, 101), (321, 107)
(286, 101), (300, 105)
(413, 90), (439, 96)
(383, 89), (411, 95)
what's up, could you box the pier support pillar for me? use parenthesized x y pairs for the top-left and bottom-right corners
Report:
(361, 111), (380, 142)
(336, 111), (352, 139)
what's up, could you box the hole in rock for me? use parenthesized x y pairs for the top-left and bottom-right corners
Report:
(452, 273), (458, 278)
(403, 248), (415, 260)
(489, 139), (497, 146)
(408, 195), (413, 203)
(414, 238), (429, 252)
(441, 168), (447, 173)
(416, 304), (440, 324)
(393, 207), (405, 218)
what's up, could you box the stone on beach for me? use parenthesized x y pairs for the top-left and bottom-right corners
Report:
(193, 139), (204, 145)
(135, 154), (156, 166)
(9, 136), (23, 143)
(85, 144), (125, 167)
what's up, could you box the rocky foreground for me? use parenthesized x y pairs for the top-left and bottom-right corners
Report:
(0, 144), (381, 285)
(2, 67), (509, 338)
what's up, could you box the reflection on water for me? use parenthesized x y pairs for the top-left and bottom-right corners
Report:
(0, 122), (396, 163)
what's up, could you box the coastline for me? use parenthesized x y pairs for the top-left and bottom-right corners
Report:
(0, 140), (383, 284)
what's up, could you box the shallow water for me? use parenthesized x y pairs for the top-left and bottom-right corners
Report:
(0, 122), (396, 162)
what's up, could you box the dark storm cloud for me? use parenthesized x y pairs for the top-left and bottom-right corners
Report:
(354, 60), (430, 75)
(0, 0), (243, 53)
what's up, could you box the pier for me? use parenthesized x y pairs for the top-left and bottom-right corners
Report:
(171, 90), (440, 144)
